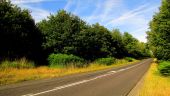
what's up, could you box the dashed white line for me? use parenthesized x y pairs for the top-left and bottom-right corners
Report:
(22, 59), (150, 96)
(108, 71), (117, 73)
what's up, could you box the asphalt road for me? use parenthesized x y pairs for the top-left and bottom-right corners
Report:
(0, 59), (152, 96)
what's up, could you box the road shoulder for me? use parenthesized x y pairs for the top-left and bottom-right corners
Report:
(127, 65), (149, 96)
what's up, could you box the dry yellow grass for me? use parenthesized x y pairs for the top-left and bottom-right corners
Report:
(0, 59), (138, 86)
(138, 63), (170, 96)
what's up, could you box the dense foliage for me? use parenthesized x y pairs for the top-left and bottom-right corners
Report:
(0, 1), (43, 62)
(147, 0), (170, 75)
(124, 57), (135, 62)
(147, 0), (170, 60)
(37, 11), (115, 60)
(158, 61), (170, 76)
(75, 23), (114, 60)
(48, 54), (85, 68)
(95, 57), (116, 65)
(0, 1), (150, 67)
(38, 10), (150, 60)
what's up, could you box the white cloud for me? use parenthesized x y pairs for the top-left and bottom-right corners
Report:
(72, 0), (88, 15)
(80, 0), (160, 42)
(11, 0), (160, 42)
(104, 3), (159, 42)
(106, 4), (150, 26)
(101, 0), (122, 19)
(64, 0), (74, 10)
(22, 5), (51, 22)
(85, 0), (123, 23)
(11, 0), (53, 23)
(11, 0), (54, 4)
(131, 26), (148, 42)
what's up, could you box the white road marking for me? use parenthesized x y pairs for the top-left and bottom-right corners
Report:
(22, 94), (34, 96)
(108, 71), (117, 73)
(21, 59), (150, 96)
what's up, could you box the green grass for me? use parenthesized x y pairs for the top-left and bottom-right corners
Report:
(158, 61), (170, 76)
(0, 58), (35, 69)
(138, 63), (170, 96)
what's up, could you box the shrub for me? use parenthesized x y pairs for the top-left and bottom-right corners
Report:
(153, 58), (158, 63)
(125, 57), (135, 62)
(48, 53), (85, 68)
(0, 58), (35, 69)
(95, 57), (116, 66)
(158, 61), (170, 76)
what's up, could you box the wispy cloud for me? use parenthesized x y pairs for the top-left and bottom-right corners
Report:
(22, 5), (51, 22)
(101, 0), (122, 19)
(11, 0), (160, 42)
(84, 0), (123, 23)
(72, 0), (92, 15)
(12, 0), (54, 4)
(11, 0), (54, 23)
(106, 4), (157, 26)
(65, 0), (159, 42)
(64, 0), (74, 10)
(106, 4), (147, 26)
(103, 3), (159, 42)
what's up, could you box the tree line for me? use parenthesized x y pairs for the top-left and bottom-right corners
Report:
(147, 0), (170, 61)
(147, 0), (170, 76)
(0, 1), (150, 65)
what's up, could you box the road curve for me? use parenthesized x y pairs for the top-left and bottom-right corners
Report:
(0, 59), (152, 96)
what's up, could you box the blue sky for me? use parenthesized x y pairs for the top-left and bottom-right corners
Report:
(11, 0), (161, 42)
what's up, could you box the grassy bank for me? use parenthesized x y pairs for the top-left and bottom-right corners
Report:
(138, 63), (170, 96)
(0, 59), (138, 86)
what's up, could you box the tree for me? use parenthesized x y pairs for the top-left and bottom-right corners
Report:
(38, 12), (115, 60)
(147, 0), (170, 60)
(37, 10), (87, 56)
(123, 32), (143, 58)
(111, 29), (127, 58)
(0, 1), (43, 62)
(75, 23), (114, 60)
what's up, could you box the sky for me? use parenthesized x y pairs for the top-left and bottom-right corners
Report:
(11, 0), (161, 42)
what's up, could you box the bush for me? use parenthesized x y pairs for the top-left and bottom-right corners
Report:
(158, 61), (170, 76)
(48, 54), (85, 68)
(95, 57), (116, 66)
(125, 57), (135, 62)
(0, 58), (35, 69)
(153, 58), (158, 63)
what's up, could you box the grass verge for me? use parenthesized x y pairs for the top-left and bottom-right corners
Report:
(0, 59), (138, 86)
(138, 63), (170, 96)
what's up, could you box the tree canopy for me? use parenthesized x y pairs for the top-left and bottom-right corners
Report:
(0, 1), (150, 64)
(147, 0), (170, 60)
(0, 1), (42, 62)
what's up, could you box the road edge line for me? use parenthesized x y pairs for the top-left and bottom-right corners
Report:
(127, 65), (149, 96)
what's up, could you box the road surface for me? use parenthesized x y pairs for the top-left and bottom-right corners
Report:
(0, 59), (152, 96)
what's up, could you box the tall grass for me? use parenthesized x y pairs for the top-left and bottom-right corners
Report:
(158, 61), (170, 76)
(0, 58), (35, 69)
(0, 57), (138, 85)
(138, 63), (170, 96)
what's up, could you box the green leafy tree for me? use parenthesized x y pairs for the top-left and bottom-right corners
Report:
(38, 10), (115, 60)
(147, 0), (170, 60)
(0, 1), (42, 62)
(75, 23), (114, 60)
(37, 10), (87, 55)
(111, 29), (127, 58)
(123, 32), (144, 58)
